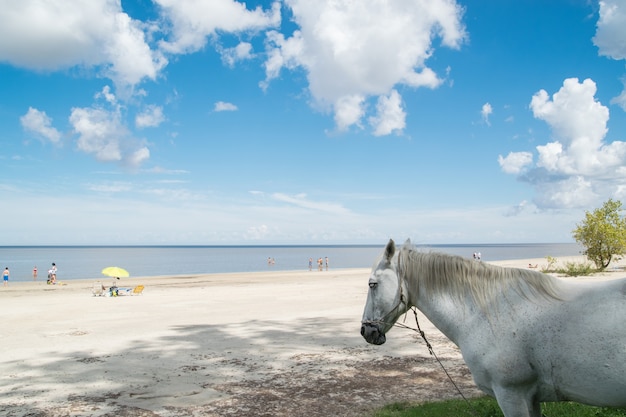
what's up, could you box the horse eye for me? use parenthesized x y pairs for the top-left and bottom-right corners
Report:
(369, 282), (377, 289)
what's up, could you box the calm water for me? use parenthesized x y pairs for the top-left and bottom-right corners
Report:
(0, 243), (583, 282)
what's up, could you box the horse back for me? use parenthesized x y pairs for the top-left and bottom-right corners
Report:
(512, 278), (625, 405)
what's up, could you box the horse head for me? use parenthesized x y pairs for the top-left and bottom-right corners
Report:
(361, 239), (408, 345)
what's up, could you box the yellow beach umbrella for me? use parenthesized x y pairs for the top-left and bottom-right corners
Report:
(101, 266), (130, 278)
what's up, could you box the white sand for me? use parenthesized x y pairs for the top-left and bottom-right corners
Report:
(1, 256), (624, 416)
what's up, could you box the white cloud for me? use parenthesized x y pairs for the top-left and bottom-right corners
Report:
(2, 0), (467, 138)
(262, 0), (466, 134)
(611, 78), (626, 111)
(530, 78), (616, 175)
(271, 193), (350, 215)
(505, 200), (535, 217)
(135, 105), (165, 128)
(95, 85), (117, 104)
(502, 78), (626, 209)
(156, 0), (281, 54)
(70, 107), (125, 162)
(594, 0), (626, 111)
(88, 182), (133, 193)
(214, 101), (238, 112)
(369, 90), (406, 136)
(534, 176), (598, 209)
(105, 12), (167, 88)
(69, 100), (150, 167)
(221, 42), (254, 67)
(498, 151), (533, 174)
(593, 0), (626, 60)
(127, 146), (151, 167)
(0, 0), (166, 89)
(260, 30), (305, 90)
(334, 95), (365, 131)
(481, 102), (493, 125)
(20, 107), (62, 144)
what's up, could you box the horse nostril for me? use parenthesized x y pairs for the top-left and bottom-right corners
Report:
(360, 325), (365, 336)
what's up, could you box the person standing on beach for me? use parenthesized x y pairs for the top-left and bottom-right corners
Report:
(48, 263), (57, 284)
(325, 257), (329, 270)
(33, 266), (38, 280)
(309, 258), (313, 271)
(3, 267), (9, 286)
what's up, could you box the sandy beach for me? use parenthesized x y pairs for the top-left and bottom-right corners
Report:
(2, 255), (624, 417)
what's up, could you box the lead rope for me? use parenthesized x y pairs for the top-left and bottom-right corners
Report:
(410, 308), (468, 400)
(408, 307), (481, 417)
(397, 252), (478, 415)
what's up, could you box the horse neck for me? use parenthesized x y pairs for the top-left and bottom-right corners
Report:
(402, 257), (474, 345)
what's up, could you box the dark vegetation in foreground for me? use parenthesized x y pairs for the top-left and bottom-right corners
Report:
(371, 397), (626, 417)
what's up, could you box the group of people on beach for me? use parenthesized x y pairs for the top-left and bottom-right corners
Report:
(1, 262), (58, 286)
(308, 257), (329, 271)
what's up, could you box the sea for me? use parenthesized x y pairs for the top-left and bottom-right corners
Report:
(0, 243), (584, 282)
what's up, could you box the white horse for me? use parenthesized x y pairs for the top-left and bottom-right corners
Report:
(361, 239), (626, 417)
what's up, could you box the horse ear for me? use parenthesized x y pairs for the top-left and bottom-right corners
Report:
(403, 238), (412, 249)
(384, 239), (396, 261)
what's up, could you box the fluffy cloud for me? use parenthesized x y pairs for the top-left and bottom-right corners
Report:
(156, 0), (281, 54)
(594, 0), (626, 60)
(0, 0), (166, 89)
(369, 90), (406, 136)
(135, 105), (165, 128)
(533, 176), (597, 209)
(0, 0), (285, 92)
(612, 80), (626, 111)
(261, 30), (305, 89)
(20, 108), (62, 145)
(220, 42), (254, 67)
(262, 0), (466, 134)
(70, 91), (150, 167)
(498, 151), (533, 174)
(530, 78), (618, 175)
(214, 101), (238, 112)
(481, 103), (493, 126)
(70, 107), (125, 162)
(3, 0), (466, 138)
(501, 78), (626, 209)
(334, 95), (365, 131)
(594, 0), (626, 110)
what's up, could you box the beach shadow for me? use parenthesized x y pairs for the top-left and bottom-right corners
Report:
(1, 316), (478, 417)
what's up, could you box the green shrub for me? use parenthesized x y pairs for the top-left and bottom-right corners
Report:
(558, 261), (596, 277)
(541, 256), (558, 273)
(540, 256), (597, 277)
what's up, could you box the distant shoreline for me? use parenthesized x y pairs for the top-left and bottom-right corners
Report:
(0, 241), (577, 246)
(0, 243), (584, 282)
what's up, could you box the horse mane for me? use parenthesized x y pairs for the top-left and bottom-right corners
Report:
(398, 247), (562, 311)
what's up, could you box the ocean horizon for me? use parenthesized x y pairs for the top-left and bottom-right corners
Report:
(0, 243), (584, 282)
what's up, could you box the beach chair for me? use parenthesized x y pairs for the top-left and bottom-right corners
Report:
(92, 281), (105, 297)
(116, 287), (131, 296)
(131, 285), (144, 295)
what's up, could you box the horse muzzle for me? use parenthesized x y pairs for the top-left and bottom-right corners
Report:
(361, 322), (386, 345)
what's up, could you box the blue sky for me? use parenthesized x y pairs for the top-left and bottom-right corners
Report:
(2, 0), (626, 245)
